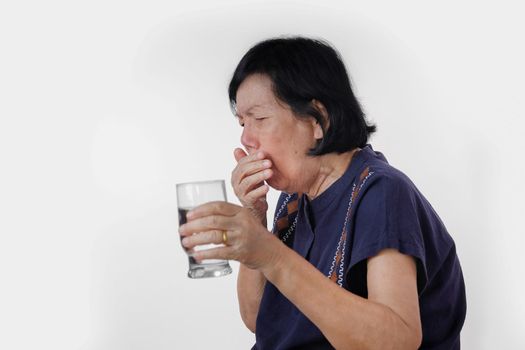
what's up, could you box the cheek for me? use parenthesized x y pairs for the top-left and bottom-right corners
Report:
(259, 125), (310, 184)
(263, 148), (296, 184)
(258, 132), (283, 162)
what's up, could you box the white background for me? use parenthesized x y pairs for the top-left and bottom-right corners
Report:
(1, 0), (524, 349)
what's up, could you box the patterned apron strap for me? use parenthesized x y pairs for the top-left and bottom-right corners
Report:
(272, 193), (300, 244)
(328, 167), (375, 287)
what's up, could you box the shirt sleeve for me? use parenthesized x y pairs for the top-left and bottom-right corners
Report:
(345, 170), (429, 294)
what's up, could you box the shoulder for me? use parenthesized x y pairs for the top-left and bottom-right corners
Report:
(349, 158), (434, 255)
(354, 159), (419, 207)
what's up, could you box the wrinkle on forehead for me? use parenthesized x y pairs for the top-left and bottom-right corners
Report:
(235, 74), (284, 116)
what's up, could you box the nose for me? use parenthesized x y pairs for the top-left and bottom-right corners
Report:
(240, 124), (258, 154)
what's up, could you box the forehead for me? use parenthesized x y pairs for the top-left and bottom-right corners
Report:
(235, 74), (280, 115)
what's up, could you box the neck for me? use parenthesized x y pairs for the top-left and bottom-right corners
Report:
(304, 148), (359, 200)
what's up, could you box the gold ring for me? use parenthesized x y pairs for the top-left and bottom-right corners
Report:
(222, 230), (228, 245)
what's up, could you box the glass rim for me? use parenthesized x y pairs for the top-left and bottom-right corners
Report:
(176, 179), (225, 188)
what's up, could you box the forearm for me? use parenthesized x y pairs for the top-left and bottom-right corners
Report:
(237, 263), (266, 333)
(261, 243), (420, 350)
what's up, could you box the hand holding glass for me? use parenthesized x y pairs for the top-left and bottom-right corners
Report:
(176, 180), (232, 278)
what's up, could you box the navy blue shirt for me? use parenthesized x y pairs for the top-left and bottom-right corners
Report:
(253, 145), (466, 350)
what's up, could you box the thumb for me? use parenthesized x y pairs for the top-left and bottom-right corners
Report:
(234, 148), (248, 162)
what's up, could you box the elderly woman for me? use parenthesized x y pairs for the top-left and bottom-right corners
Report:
(179, 37), (466, 349)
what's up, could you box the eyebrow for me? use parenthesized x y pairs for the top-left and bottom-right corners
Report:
(236, 104), (265, 117)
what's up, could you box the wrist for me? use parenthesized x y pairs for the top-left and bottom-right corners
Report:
(259, 235), (286, 279)
(249, 208), (267, 228)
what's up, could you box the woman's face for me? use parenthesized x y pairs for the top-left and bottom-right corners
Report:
(235, 74), (323, 193)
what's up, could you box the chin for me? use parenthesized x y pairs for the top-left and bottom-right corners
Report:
(267, 177), (292, 194)
(266, 177), (280, 190)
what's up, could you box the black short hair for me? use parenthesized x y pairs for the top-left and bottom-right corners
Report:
(228, 36), (376, 156)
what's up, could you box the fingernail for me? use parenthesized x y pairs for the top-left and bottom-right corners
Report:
(263, 160), (271, 167)
(181, 237), (189, 246)
(257, 152), (264, 159)
(179, 225), (186, 233)
(186, 210), (194, 219)
(264, 170), (272, 177)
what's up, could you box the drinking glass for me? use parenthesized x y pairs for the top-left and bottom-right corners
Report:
(176, 179), (232, 278)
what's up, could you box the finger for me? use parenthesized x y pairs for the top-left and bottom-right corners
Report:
(183, 246), (195, 255)
(239, 159), (272, 179)
(231, 149), (253, 188)
(234, 148), (247, 162)
(186, 201), (241, 221)
(244, 183), (270, 203)
(181, 230), (224, 249)
(232, 162), (272, 194)
(231, 151), (270, 192)
(231, 158), (271, 189)
(193, 245), (235, 262)
(236, 149), (266, 165)
(238, 168), (273, 195)
(179, 213), (232, 236)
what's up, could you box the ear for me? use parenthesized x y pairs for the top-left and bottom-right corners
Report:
(313, 119), (324, 140)
(311, 99), (329, 140)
